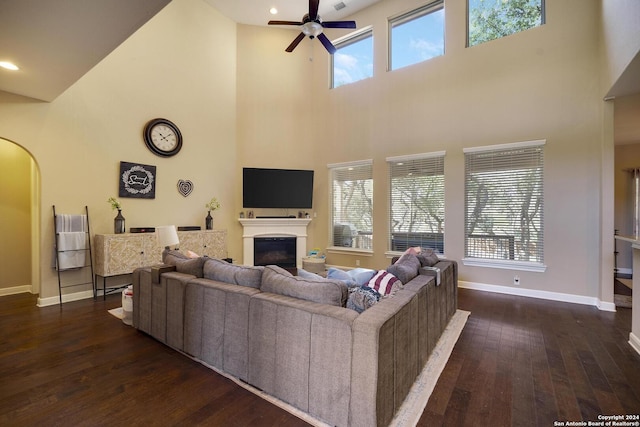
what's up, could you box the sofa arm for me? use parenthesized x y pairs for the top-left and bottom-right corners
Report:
(419, 265), (441, 285)
(350, 289), (420, 427)
(152, 264), (176, 283)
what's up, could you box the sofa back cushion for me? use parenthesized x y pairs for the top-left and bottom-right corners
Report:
(261, 265), (348, 307)
(203, 258), (264, 288)
(164, 250), (205, 278)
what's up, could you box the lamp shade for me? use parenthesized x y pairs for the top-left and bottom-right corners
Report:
(156, 225), (179, 249)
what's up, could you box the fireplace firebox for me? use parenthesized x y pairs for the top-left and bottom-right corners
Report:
(254, 237), (297, 268)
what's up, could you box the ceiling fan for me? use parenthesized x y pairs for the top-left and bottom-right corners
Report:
(268, 0), (356, 54)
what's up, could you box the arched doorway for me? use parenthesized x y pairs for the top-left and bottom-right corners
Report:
(0, 138), (40, 296)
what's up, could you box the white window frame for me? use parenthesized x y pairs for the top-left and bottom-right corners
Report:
(463, 140), (546, 272)
(388, 0), (445, 71)
(386, 151), (446, 257)
(327, 159), (374, 254)
(331, 26), (374, 89)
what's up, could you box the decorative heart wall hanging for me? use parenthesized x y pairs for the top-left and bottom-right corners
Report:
(177, 179), (194, 197)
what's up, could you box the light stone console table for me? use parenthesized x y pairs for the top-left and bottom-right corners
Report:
(613, 234), (640, 355)
(94, 230), (227, 299)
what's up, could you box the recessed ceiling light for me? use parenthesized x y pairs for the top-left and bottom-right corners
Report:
(0, 61), (19, 71)
(270, 7), (278, 15)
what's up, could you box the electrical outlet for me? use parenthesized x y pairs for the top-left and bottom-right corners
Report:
(356, 260), (360, 267)
(513, 276), (520, 285)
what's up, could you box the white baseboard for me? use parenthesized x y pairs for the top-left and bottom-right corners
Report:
(629, 332), (640, 356)
(37, 290), (95, 307)
(0, 285), (32, 296)
(459, 281), (616, 311)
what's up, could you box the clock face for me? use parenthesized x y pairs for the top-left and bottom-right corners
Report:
(143, 118), (182, 157)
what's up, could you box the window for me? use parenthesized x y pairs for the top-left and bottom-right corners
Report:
(388, 152), (445, 254)
(389, 1), (444, 71)
(329, 160), (373, 250)
(468, 0), (544, 47)
(332, 28), (373, 89)
(464, 140), (545, 269)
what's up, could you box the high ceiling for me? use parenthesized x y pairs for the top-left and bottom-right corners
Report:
(0, 0), (637, 145)
(202, 0), (382, 27)
(0, 0), (381, 102)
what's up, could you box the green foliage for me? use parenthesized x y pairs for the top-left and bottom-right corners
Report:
(469, 0), (543, 46)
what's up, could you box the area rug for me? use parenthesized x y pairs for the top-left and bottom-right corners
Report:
(108, 307), (123, 319)
(199, 309), (470, 427)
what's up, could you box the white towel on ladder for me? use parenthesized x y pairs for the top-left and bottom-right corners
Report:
(56, 232), (87, 270)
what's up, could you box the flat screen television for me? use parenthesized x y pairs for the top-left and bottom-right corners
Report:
(243, 168), (314, 209)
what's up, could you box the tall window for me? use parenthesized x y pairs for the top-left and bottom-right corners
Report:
(388, 152), (445, 253)
(329, 160), (373, 250)
(464, 140), (544, 267)
(468, 0), (544, 47)
(332, 28), (373, 89)
(389, 1), (444, 71)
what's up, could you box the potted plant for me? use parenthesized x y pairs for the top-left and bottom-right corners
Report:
(205, 197), (221, 230)
(108, 197), (125, 234)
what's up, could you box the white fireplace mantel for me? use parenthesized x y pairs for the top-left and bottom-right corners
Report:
(239, 218), (312, 267)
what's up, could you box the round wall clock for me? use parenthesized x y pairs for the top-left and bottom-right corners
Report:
(143, 118), (183, 157)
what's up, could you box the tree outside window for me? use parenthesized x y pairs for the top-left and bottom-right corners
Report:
(468, 0), (544, 47)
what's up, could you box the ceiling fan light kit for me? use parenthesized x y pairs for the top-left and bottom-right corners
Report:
(268, 0), (356, 54)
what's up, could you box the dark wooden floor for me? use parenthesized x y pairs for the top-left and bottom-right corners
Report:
(1, 289), (639, 426)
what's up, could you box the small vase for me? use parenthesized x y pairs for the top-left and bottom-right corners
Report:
(205, 211), (213, 230)
(114, 209), (125, 234)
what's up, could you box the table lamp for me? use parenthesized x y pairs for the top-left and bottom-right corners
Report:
(156, 225), (179, 261)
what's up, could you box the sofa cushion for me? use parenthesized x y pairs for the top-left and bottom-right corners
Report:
(203, 258), (263, 288)
(416, 248), (439, 267)
(164, 251), (205, 278)
(386, 252), (420, 284)
(346, 286), (381, 313)
(261, 265), (348, 307)
(366, 270), (402, 296)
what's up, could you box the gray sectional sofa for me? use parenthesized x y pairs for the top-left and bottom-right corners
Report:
(132, 253), (457, 427)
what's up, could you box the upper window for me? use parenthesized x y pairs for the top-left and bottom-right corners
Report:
(328, 160), (373, 250)
(468, 0), (544, 47)
(388, 152), (445, 254)
(464, 140), (545, 267)
(389, 1), (444, 71)
(332, 28), (374, 89)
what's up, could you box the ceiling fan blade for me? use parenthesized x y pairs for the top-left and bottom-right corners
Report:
(286, 32), (307, 52)
(269, 20), (303, 26)
(309, 0), (319, 20)
(317, 33), (337, 54)
(322, 20), (357, 29)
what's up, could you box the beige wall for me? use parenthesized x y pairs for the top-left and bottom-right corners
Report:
(0, 0), (238, 301)
(0, 139), (32, 291)
(237, 0), (609, 299)
(0, 0), (637, 305)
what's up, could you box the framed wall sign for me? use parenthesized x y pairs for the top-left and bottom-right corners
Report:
(119, 161), (156, 199)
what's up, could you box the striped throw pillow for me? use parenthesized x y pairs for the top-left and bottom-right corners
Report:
(366, 270), (401, 296)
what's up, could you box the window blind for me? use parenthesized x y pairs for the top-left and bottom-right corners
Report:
(329, 161), (373, 250)
(387, 152), (445, 253)
(464, 141), (544, 263)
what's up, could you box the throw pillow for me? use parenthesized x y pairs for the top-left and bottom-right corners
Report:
(366, 270), (402, 296)
(297, 268), (322, 280)
(346, 268), (377, 286)
(346, 286), (381, 313)
(164, 252), (205, 278)
(416, 248), (439, 267)
(386, 252), (421, 284)
(327, 267), (357, 288)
